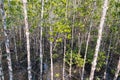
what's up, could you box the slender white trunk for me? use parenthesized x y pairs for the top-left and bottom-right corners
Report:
(36, 35), (38, 56)
(39, 0), (44, 80)
(13, 27), (18, 62)
(78, 33), (83, 79)
(19, 26), (22, 52)
(0, 46), (4, 80)
(22, 0), (32, 80)
(50, 26), (53, 80)
(49, 1), (53, 79)
(113, 57), (120, 80)
(8, 0), (18, 63)
(62, 35), (66, 80)
(103, 35), (112, 80)
(81, 1), (96, 80)
(0, 1), (13, 80)
(81, 17), (92, 80)
(78, 33), (80, 54)
(78, 33), (82, 54)
(63, 0), (68, 79)
(89, 0), (108, 80)
(69, 50), (72, 79)
(69, 0), (76, 79)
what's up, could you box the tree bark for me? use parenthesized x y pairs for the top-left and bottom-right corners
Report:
(78, 33), (83, 54)
(22, 0), (32, 80)
(81, 1), (96, 80)
(62, 0), (68, 79)
(89, 0), (108, 80)
(13, 26), (18, 63)
(50, 25), (53, 80)
(49, 1), (53, 80)
(0, 1), (13, 80)
(0, 46), (4, 80)
(103, 34), (112, 80)
(69, 0), (76, 79)
(113, 57), (120, 80)
(62, 35), (66, 80)
(39, 0), (44, 80)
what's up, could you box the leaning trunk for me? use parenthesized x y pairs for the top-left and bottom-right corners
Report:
(113, 57), (120, 80)
(81, 1), (96, 80)
(103, 34), (112, 80)
(89, 0), (108, 80)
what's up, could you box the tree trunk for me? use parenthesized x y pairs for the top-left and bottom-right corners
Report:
(13, 26), (18, 63)
(22, 0), (32, 80)
(50, 25), (53, 80)
(89, 0), (108, 80)
(69, 0), (76, 79)
(103, 35), (112, 80)
(39, 0), (44, 80)
(81, 1), (96, 80)
(78, 33), (83, 54)
(0, 46), (4, 80)
(0, 1), (13, 80)
(49, 2), (53, 80)
(19, 26), (22, 52)
(62, 0), (68, 80)
(113, 57), (120, 80)
(62, 35), (66, 80)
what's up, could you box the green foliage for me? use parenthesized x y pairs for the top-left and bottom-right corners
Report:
(87, 51), (106, 71)
(55, 73), (60, 78)
(52, 53), (59, 59)
(110, 26), (119, 33)
(56, 38), (62, 42)
(65, 51), (84, 67)
(48, 19), (71, 42)
(49, 37), (54, 42)
(85, 78), (89, 80)
(111, 69), (115, 74)
(96, 51), (106, 71)
(53, 21), (71, 34)
(95, 77), (101, 80)
(1, 0), (120, 79)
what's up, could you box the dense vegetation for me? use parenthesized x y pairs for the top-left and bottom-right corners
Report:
(0, 0), (120, 80)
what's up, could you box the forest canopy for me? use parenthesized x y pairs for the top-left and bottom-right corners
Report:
(0, 0), (120, 80)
